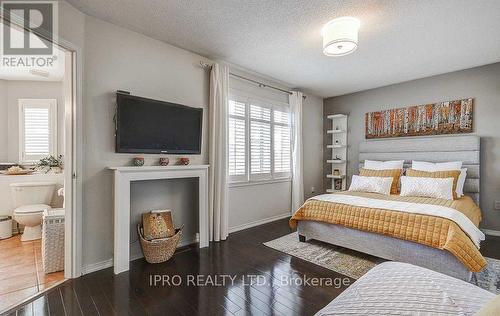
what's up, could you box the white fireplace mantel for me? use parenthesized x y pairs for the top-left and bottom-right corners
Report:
(109, 165), (210, 275)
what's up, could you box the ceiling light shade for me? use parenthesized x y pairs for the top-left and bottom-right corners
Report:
(322, 17), (360, 56)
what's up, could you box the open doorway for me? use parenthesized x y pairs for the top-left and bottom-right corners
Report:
(0, 16), (78, 313)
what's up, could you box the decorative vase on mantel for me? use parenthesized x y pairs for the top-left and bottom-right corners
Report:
(178, 157), (190, 165)
(133, 157), (145, 166)
(159, 158), (169, 166)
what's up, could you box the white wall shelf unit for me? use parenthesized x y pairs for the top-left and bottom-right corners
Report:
(326, 114), (348, 192)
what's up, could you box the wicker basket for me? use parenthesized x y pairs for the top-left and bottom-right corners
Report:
(137, 224), (183, 263)
(42, 209), (65, 273)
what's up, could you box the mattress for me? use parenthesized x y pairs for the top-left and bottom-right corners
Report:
(290, 191), (486, 272)
(315, 261), (494, 315)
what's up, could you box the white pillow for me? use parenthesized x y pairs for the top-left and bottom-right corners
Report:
(400, 176), (454, 200)
(411, 161), (463, 172)
(412, 161), (465, 197)
(456, 168), (467, 198)
(364, 160), (405, 170)
(349, 175), (393, 195)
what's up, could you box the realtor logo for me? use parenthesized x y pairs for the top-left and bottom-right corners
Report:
(1, 0), (58, 69)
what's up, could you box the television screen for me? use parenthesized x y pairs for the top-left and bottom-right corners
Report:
(115, 93), (202, 154)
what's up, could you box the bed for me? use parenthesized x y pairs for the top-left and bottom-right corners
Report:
(291, 135), (483, 281)
(314, 262), (495, 316)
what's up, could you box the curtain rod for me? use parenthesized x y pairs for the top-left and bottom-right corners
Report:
(200, 61), (306, 99)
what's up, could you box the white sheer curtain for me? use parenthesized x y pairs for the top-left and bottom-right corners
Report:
(209, 63), (229, 241)
(290, 91), (304, 211)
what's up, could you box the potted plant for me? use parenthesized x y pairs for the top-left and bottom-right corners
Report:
(36, 155), (64, 174)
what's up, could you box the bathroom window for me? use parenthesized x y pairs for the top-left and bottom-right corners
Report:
(18, 99), (57, 163)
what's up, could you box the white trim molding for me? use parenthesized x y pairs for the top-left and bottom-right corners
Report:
(108, 165), (210, 275)
(82, 259), (114, 275)
(7, 14), (85, 280)
(82, 235), (200, 275)
(228, 211), (291, 234)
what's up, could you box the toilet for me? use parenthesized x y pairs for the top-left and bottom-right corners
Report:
(10, 182), (56, 241)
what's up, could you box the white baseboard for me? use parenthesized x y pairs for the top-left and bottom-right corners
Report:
(82, 236), (199, 275)
(482, 229), (500, 237)
(83, 215), (292, 275)
(228, 211), (291, 234)
(82, 258), (114, 275)
(82, 224), (498, 275)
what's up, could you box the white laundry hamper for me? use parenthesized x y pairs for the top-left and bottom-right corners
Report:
(0, 216), (13, 239)
(42, 209), (65, 273)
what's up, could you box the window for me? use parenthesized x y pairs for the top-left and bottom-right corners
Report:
(273, 109), (291, 177)
(228, 95), (291, 183)
(250, 104), (271, 178)
(19, 99), (57, 163)
(228, 100), (247, 182)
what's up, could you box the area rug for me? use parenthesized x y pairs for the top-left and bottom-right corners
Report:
(264, 232), (500, 294)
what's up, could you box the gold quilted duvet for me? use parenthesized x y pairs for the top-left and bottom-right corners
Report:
(289, 191), (486, 272)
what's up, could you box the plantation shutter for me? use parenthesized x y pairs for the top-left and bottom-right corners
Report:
(273, 109), (291, 177)
(25, 107), (50, 156)
(228, 100), (247, 181)
(228, 94), (292, 184)
(19, 99), (57, 163)
(250, 104), (271, 179)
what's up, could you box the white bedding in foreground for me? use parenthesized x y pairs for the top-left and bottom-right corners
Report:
(312, 193), (485, 248)
(315, 262), (494, 316)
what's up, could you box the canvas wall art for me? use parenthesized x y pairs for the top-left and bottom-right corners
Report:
(365, 98), (473, 139)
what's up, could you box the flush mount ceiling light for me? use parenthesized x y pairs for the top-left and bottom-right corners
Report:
(322, 17), (360, 57)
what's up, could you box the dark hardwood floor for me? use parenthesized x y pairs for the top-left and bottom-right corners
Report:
(4, 219), (500, 316)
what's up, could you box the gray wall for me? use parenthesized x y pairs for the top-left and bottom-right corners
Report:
(57, 2), (324, 269)
(82, 15), (210, 267)
(129, 178), (199, 260)
(324, 62), (500, 231)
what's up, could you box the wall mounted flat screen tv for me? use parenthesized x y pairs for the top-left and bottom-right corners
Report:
(115, 92), (202, 154)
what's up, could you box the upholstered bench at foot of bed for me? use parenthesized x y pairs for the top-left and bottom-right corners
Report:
(315, 261), (494, 316)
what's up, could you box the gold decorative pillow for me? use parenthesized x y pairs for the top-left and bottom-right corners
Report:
(359, 168), (402, 194)
(406, 169), (461, 199)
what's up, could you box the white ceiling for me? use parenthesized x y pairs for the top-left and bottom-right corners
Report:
(67, 0), (500, 97)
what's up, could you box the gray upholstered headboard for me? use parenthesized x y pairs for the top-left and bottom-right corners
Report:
(359, 135), (480, 204)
